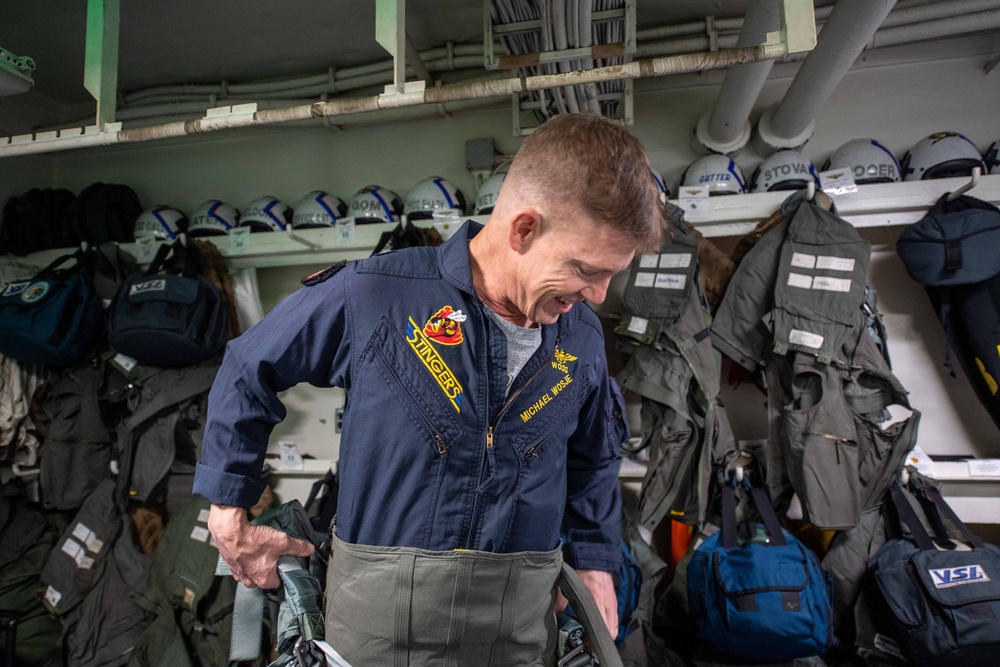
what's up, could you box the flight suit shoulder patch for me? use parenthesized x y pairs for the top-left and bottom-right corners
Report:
(301, 260), (347, 286)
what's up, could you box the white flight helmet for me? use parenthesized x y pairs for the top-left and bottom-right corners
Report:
(750, 150), (818, 193)
(823, 139), (901, 184)
(292, 191), (348, 229)
(901, 132), (984, 181)
(404, 177), (467, 220)
(681, 155), (747, 195)
(348, 185), (403, 224)
(474, 173), (507, 215)
(188, 200), (240, 237)
(649, 167), (672, 199)
(133, 205), (188, 241)
(240, 196), (292, 232)
(983, 140), (999, 175)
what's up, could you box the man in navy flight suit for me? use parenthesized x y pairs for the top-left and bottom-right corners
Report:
(195, 113), (665, 663)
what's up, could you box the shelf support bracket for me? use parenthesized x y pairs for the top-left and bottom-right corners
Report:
(84, 0), (120, 130)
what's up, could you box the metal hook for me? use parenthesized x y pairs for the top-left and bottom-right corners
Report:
(805, 180), (816, 201)
(947, 166), (981, 201)
(285, 225), (321, 250)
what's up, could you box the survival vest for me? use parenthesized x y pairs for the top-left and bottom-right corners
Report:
(711, 198), (919, 534)
(616, 203), (736, 531)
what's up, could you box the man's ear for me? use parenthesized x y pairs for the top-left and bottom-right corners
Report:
(508, 210), (542, 253)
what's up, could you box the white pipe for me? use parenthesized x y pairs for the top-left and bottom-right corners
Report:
(880, 0), (1000, 27)
(698, 0), (780, 154)
(756, 0), (897, 153)
(871, 8), (1000, 47)
(122, 44), (486, 103)
(1, 45), (786, 157)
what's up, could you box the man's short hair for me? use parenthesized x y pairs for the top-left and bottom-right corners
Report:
(505, 113), (665, 253)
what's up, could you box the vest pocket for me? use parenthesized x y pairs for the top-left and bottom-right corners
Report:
(781, 365), (861, 530)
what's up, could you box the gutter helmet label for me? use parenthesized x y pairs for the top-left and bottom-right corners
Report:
(929, 564), (990, 588)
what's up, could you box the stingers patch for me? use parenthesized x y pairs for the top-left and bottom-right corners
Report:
(552, 347), (578, 373)
(423, 305), (467, 346)
(407, 317), (464, 412)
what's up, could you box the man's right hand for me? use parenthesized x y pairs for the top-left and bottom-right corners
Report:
(208, 504), (315, 589)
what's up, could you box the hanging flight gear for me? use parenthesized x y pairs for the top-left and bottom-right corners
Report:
(686, 469), (833, 662)
(218, 501), (332, 667)
(869, 479), (1000, 666)
(712, 197), (920, 533)
(0, 505), (66, 667)
(65, 182), (144, 245)
(0, 187), (76, 256)
(0, 248), (102, 367)
(108, 239), (228, 367)
(129, 497), (239, 667)
(897, 192), (1000, 431)
(616, 203), (736, 530)
(38, 359), (113, 510)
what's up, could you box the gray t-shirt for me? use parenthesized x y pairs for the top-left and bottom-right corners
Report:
(484, 307), (542, 395)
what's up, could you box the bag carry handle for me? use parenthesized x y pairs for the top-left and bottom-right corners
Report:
(888, 483), (937, 552)
(32, 247), (87, 280)
(145, 238), (199, 278)
(721, 479), (787, 550)
(912, 481), (984, 549)
(557, 563), (624, 667)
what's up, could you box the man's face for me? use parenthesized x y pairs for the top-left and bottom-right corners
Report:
(514, 214), (637, 326)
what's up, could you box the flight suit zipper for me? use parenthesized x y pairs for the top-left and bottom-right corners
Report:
(464, 336), (560, 549)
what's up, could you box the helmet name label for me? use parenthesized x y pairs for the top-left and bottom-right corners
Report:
(764, 163), (811, 181)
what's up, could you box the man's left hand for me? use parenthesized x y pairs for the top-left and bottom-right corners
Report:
(576, 569), (618, 639)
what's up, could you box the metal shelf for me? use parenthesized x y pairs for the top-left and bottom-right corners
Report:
(682, 173), (1000, 238)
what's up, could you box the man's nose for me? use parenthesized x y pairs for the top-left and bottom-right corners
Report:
(581, 278), (611, 304)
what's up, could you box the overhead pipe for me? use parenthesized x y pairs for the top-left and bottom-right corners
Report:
(879, 0), (1000, 27)
(111, 1), (996, 120)
(694, 0), (781, 156)
(0, 45), (785, 157)
(754, 0), (897, 156)
(870, 8), (1000, 47)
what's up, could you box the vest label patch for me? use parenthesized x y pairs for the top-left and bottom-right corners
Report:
(789, 329), (824, 349)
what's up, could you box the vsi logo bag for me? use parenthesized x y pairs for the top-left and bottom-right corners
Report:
(108, 239), (227, 366)
(0, 249), (102, 366)
(687, 476), (833, 661)
(869, 480), (1000, 666)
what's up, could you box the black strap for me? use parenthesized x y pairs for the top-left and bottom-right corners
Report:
(722, 485), (738, 549)
(888, 483), (936, 551)
(33, 247), (86, 280)
(749, 487), (787, 546)
(144, 239), (199, 278)
(370, 228), (396, 256)
(144, 242), (173, 275)
(721, 483), (787, 549)
(916, 484), (983, 549)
